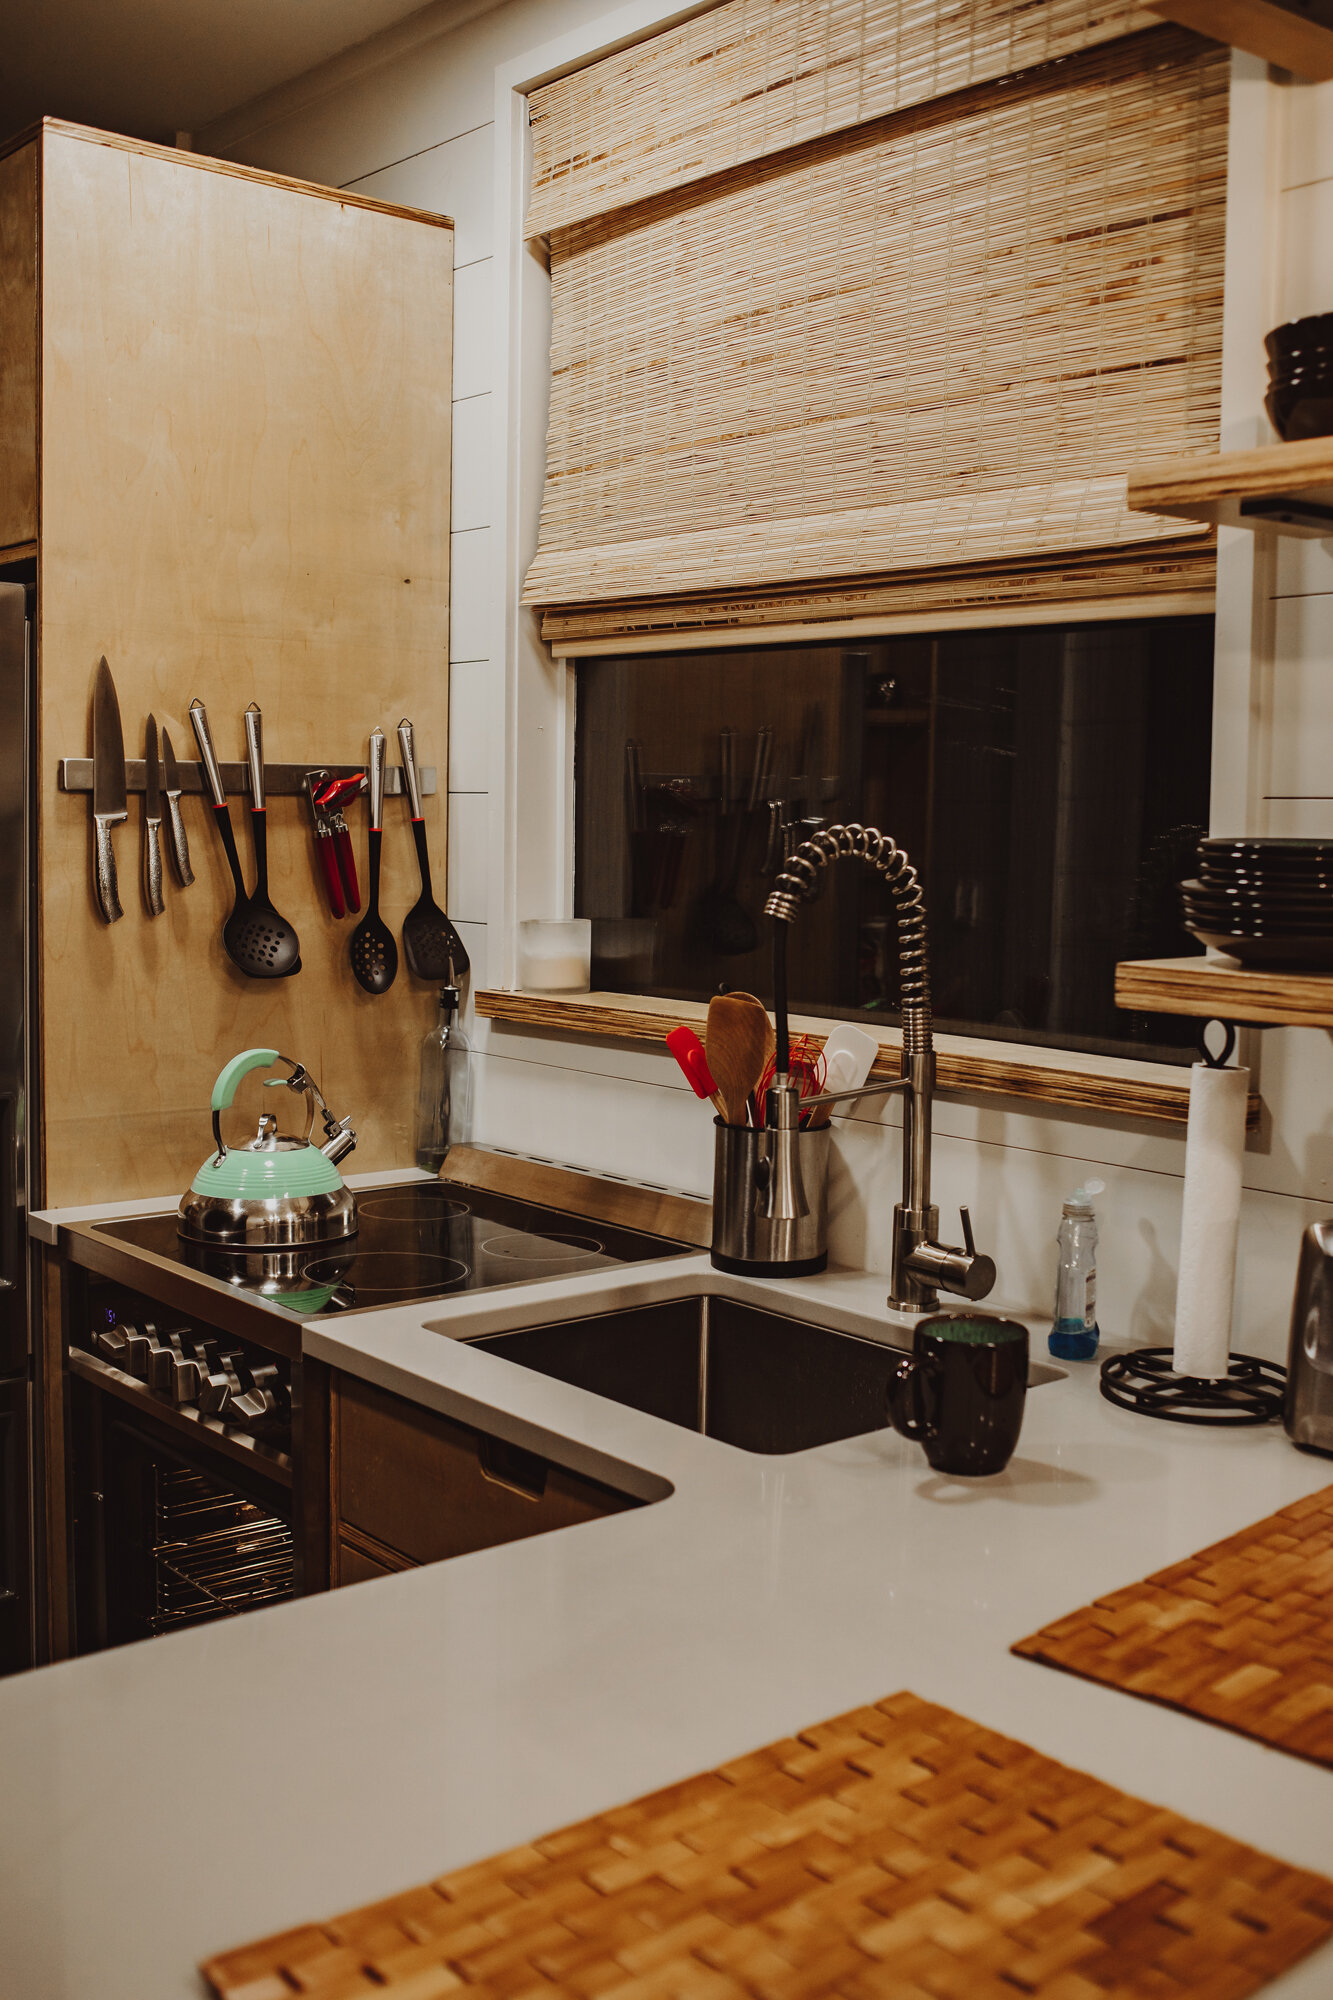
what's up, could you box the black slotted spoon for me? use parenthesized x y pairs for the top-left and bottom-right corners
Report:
(397, 718), (469, 982)
(237, 704), (301, 977)
(191, 698), (301, 980)
(350, 728), (398, 994)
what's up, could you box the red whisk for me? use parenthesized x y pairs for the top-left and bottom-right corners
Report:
(756, 1034), (826, 1126)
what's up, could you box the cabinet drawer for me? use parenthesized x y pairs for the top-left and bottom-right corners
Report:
(333, 1532), (415, 1588)
(333, 1373), (639, 1568)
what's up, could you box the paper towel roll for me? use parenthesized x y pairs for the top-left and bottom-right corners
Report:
(1173, 1061), (1249, 1380)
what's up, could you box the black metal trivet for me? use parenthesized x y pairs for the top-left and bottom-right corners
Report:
(1099, 1346), (1286, 1426)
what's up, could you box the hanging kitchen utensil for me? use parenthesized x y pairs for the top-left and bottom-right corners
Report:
(178, 1047), (357, 1248)
(695, 727), (765, 957)
(626, 739), (652, 915)
(315, 773), (364, 913)
(160, 725), (194, 887)
(91, 656), (127, 924)
(397, 717), (469, 980)
(191, 698), (252, 964)
(190, 699), (302, 980)
(143, 713), (165, 917)
(303, 767), (345, 916)
(238, 703), (302, 978)
(706, 991), (774, 1127)
(350, 729), (398, 995)
(645, 778), (700, 912)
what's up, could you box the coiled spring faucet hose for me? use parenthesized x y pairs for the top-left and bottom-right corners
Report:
(763, 823), (932, 1078)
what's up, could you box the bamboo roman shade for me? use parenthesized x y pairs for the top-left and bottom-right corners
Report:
(522, 3), (1227, 645)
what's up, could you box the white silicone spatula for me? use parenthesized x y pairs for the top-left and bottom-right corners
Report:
(811, 1023), (881, 1126)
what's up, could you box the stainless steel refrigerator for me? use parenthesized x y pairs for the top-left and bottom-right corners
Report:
(0, 575), (34, 1675)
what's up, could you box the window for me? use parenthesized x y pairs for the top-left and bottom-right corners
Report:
(574, 616), (1213, 1062)
(523, 7), (1227, 645)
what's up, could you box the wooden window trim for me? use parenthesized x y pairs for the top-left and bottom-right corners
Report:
(474, 988), (1260, 1129)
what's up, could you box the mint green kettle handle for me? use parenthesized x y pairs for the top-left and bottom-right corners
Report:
(211, 1048), (282, 1113)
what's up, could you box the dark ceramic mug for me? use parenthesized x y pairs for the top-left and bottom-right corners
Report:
(887, 1312), (1028, 1475)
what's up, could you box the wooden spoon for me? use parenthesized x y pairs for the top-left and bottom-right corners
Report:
(706, 991), (774, 1126)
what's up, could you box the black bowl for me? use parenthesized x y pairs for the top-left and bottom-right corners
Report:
(1190, 874), (1333, 906)
(1267, 383), (1333, 442)
(1185, 925), (1333, 969)
(1184, 894), (1333, 929)
(1201, 837), (1333, 860)
(1184, 912), (1333, 942)
(1266, 313), (1333, 360)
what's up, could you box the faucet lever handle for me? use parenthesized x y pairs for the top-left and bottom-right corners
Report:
(960, 1205), (976, 1257)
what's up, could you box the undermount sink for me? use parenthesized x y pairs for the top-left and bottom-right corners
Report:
(470, 1296), (1060, 1456)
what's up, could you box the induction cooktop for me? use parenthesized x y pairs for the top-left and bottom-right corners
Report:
(94, 1180), (688, 1317)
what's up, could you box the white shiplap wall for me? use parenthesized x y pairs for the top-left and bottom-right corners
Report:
(203, 15), (1333, 1363)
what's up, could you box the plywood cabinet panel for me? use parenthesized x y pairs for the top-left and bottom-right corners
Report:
(33, 124), (454, 1203)
(0, 140), (38, 551)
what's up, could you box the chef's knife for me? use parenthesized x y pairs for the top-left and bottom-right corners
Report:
(91, 656), (127, 924)
(143, 714), (165, 917)
(160, 726), (195, 887)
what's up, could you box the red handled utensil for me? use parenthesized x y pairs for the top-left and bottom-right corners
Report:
(665, 1025), (725, 1118)
(316, 773), (366, 914)
(303, 768), (345, 917)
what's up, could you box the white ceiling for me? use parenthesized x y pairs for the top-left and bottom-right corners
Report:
(2, 0), (452, 147)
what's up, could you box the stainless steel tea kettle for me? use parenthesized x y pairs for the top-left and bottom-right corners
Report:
(1284, 1219), (1333, 1456)
(179, 1048), (357, 1248)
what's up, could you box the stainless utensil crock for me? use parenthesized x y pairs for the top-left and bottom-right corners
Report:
(710, 1119), (831, 1276)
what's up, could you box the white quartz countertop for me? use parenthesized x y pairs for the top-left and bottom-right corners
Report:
(5, 1216), (1333, 1999)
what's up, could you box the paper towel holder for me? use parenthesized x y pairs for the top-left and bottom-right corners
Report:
(1098, 1016), (1286, 1427)
(1198, 1017), (1236, 1068)
(1100, 1347), (1286, 1425)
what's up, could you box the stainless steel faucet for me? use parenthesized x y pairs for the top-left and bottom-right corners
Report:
(764, 823), (995, 1314)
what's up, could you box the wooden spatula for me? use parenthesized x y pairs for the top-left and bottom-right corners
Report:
(706, 991), (774, 1126)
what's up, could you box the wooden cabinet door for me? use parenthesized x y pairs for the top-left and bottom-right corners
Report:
(36, 122), (454, 1205)
(0, 139), (37, 553)
(330, 1372), (639, 1577)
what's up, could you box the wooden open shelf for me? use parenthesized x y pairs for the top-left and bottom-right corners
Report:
(1116, 955), (1333, 1029)
(1147, 1), (1333, 82)
(474, 988), (1262, 1126)
(1128, 437), (1333, 538)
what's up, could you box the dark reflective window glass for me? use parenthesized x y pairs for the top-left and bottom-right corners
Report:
(574, 618), (1213, 1062)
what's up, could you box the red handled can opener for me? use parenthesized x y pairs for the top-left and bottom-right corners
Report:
(315, 773), (366, 915)
(303, 769), (366, 917)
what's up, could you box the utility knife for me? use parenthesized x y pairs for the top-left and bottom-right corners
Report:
(91, 656), (127, 924)
(160, 725), (194, 886)
(144, 714), (165, 916)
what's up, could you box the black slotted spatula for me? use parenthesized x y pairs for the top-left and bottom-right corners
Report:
(349, 728), (398, 994)
(397, 718), (468, 982)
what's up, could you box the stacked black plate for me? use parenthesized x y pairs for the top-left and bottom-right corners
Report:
(1182, 838), (1333, 968)
(1265, 314), (1333, 442)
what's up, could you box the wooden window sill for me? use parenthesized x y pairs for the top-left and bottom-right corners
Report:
(474, 990), (1258, 1128)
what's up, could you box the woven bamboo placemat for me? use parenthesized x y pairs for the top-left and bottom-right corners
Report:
(201, 1690), (1333, 2000)
(1013, 1483), (1333, 1770)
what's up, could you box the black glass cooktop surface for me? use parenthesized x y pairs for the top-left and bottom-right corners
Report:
(94, 1180), (687, 1317)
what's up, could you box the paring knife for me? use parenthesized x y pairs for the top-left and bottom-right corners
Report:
(143, 714), (165, 916)
(91, 656), (127, 924)
(160, 726), (194, 887)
